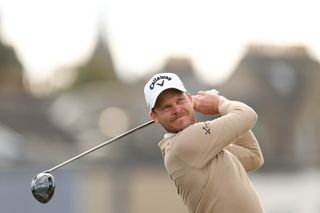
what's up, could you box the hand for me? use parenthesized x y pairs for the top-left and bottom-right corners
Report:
(192, 90), (220, 115)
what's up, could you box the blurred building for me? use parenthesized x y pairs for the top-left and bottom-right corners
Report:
(0, 39), (75, 168)
(72, 25), (118, 86)
(218, 44), (320, 170)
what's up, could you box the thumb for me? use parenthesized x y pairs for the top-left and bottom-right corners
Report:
(197, 91), (206, 96)
(192, 95), (200, 109)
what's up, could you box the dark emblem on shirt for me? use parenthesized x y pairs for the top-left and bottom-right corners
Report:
(202, 123), (211, 135)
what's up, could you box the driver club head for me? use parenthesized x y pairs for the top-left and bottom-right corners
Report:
(31, 172), (55, 204)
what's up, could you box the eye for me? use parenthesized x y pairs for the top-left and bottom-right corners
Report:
(161, 105), (171, 111)
(177, 97), (186, 104)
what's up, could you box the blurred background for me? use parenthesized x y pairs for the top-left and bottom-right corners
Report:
(0, 0), (320, 212)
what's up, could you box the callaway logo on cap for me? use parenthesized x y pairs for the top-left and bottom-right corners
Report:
(144, 73), (187, 110)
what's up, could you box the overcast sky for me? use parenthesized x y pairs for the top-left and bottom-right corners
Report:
(1, 0), (319, 85)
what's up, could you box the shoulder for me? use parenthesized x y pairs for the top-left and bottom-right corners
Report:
(172, 122), (211, 151)
(176, 122), (211, 141)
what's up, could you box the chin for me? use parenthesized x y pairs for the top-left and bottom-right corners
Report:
(174, 119), (194, 131)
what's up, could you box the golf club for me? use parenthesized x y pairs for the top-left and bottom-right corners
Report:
(31, 120), (154, 204)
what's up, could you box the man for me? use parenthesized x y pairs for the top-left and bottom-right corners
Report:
(144, 72), (264, 213)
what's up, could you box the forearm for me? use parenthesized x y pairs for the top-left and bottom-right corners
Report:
(218, 97), (258, 137)
(174, 97), (260, 168)
(226, 131), (264, 171)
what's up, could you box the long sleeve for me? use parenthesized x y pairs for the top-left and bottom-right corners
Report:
(226, 131), (264, 172)
(171, 97), (258, 168)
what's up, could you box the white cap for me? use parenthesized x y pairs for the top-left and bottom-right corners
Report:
(144, 73), (187, 110)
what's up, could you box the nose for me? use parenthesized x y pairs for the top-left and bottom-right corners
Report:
(172, 103), (182, 115)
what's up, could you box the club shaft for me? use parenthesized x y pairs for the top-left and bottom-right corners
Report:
(45, 120), (154, 173)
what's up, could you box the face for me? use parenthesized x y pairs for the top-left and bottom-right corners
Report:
(150, 89), (196, 133)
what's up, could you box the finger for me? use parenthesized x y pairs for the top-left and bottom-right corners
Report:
(191, 99), (198, 110)
(192, 95), (200, 103)
(208, 89), (219, 95)
(197, 91), (206, 96)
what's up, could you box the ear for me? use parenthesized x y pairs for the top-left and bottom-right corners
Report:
(149, 110), (160, 123)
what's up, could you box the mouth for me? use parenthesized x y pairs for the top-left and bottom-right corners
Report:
(172, 114), (188, 122)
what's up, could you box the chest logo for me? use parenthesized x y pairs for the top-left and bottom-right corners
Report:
(202, 123), (211, 135)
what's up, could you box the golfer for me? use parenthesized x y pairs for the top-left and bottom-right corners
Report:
(144, 72), (264, 213)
